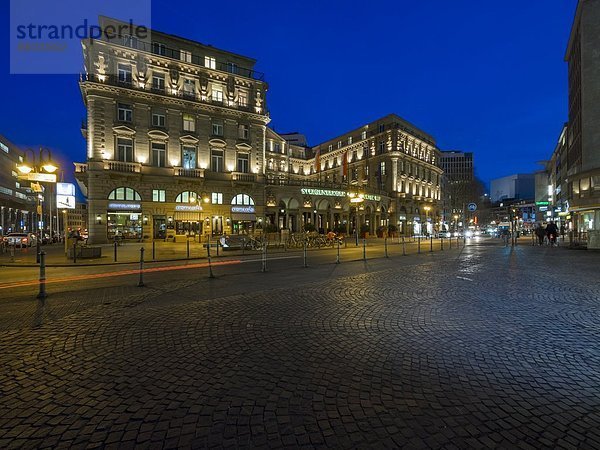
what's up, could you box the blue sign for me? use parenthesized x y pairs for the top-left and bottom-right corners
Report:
(467, 203), (477, 212)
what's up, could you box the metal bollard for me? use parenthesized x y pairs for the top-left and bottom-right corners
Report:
(418, 236), (421, 254)
(355, 232), (359, 247)
(430, 235), (433, 252)
(137, 247), (145, 287)
(384, 237), (388, 258)
(114, 241), (118, 262)
(402, 236), (406, 256)
(441, 237), (444, 251)
(152, 240), (156, 260)
(363, 238), (367, 261)
(216, 238), (220, 257)
(207, 237), (215, 278)
(242, 237), (246, 256)
(336, 239), (340, 264)
(37, 250), (47, 300)
(261, 242), (267, 272)
(303, 241), (308, 268)
(457, 236), (460, 247)
(187, 239), (190, 259)
(73, 242), (77, 264)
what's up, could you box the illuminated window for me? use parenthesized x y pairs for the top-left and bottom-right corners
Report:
(182, 146), (196, 169)
(175, 191), (199, 203)
(212, 192), (223, 204)
(183, 114), (195, 132)
(205, 56), (216, 69)
(231, 194), (254, 206)
(361, 130), (367, 140)
(238, 90), (248, 107)
(108, 187), (141, 201)
(347, 136), (353, 145)
(211, 85), (223, 102)
(180, 50), (192, 63)
(152, 189), (166, 202)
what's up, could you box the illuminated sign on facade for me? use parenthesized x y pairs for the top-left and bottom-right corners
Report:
(108, 202), (141, 210)
(174, 205), (203, 211)
(56, 182), (76, 209)
(301, 188), (346, 197)
(231, 206), (255, 214)
(300, 188), (381, 201)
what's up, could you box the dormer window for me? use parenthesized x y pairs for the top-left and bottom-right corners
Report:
(180, 50), (192, 63)
(205, 56), (216, 70)
(152, 42), (166, 56)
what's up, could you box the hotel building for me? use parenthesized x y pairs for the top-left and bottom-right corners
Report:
(76, 18), (442, 243)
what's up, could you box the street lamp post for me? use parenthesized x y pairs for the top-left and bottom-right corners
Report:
(424, 206), (431, 236)
(17, 147), (58, 263)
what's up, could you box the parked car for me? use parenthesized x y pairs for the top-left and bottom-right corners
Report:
(438, 231), (452, 238)
(4, 232), (37, 247)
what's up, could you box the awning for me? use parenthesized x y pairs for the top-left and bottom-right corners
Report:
(231, 213), (256, 221)
(174, 212), (201, 221)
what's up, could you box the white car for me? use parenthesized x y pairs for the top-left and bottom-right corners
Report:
(4, 232), (37, 247)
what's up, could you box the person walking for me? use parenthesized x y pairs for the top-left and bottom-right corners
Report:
(535, 224), (546, 246)
(546, 221), (559, 247)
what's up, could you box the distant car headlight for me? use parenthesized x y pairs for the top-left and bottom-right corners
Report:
(465, 231), (474, 238)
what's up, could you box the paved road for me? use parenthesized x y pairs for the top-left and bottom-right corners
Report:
(1, 239), (599, 448)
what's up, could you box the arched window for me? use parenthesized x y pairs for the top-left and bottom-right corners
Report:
(175, 191), (199, 203)
(231, 194), (254, 206)
(108, 187), (141, 201)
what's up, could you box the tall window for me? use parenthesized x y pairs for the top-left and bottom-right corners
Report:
(211, 192), (223, 204)
(183, 79), (195, 98)
(182, 146), (196, 169)
(328, 144), (332, 152)
(378, 141), (385, 154)
(117, 103), (132, 122)
(183, 114), (195, 132)
(180, 50), (192, 63)
(152, 73), (165, 91)
(212, 121), (223, 136)
(274, 142), (281, 153)
(117, 64), (132, 84)
(380, 161), (386, 177)
(152, 189), (166, 202)
(238, 90), (248, 107)
(211, 149), (224, 172)
(205, 56), (216, 69)
(337, 141), (342, 149)
(378, 124), (385, 133)
(116, 138), (133, 162)
(237, 153), (249, 173)
(361, 130), (367, 140)
(238, 124), (249, 140)
(152, 142), (166, 167)
(347, 136), (353, 145)
(211, 85), (223, 102)
(152, 112), (165, 128)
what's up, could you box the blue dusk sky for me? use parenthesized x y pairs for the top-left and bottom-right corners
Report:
(0, 0), (577, 189)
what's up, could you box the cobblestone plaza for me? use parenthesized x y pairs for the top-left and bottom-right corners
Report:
(1, 241), (599, 448)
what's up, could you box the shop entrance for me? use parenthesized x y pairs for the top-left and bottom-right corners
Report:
(153, 216), (166, 239)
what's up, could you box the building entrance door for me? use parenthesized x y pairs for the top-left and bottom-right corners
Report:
(153, 216), (166, 239)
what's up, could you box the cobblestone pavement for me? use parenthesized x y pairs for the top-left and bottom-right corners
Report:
(1, 242), (600, 448)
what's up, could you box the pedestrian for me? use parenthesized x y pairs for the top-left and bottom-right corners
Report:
(560, 224), (566, 242)
(535, 224), (546, 246)
(546, 221), (559, 246)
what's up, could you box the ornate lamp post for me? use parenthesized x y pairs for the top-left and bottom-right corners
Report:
(17, 147), (59, 262)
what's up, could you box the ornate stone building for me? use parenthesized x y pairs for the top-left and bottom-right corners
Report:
(76, 18), (442, 243)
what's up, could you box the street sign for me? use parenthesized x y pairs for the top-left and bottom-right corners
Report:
(19, 172), (57, 183)
(467, 203), (477, 212)
(56, 183), (76, 210)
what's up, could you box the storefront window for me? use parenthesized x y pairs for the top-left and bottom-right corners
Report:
(107, 213), (142, 240)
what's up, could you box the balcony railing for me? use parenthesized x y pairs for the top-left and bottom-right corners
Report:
(100, 36), (265, 81)
(175, 167), (205, 178)
(81, 73), (264, 115)
(231, 172), (256, 183)
(74, 162), (88, 173)
(104, 161), (141, 173)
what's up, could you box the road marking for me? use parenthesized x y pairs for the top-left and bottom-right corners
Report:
(456, 276), (473, 282)
(0, 255), (302, 290)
